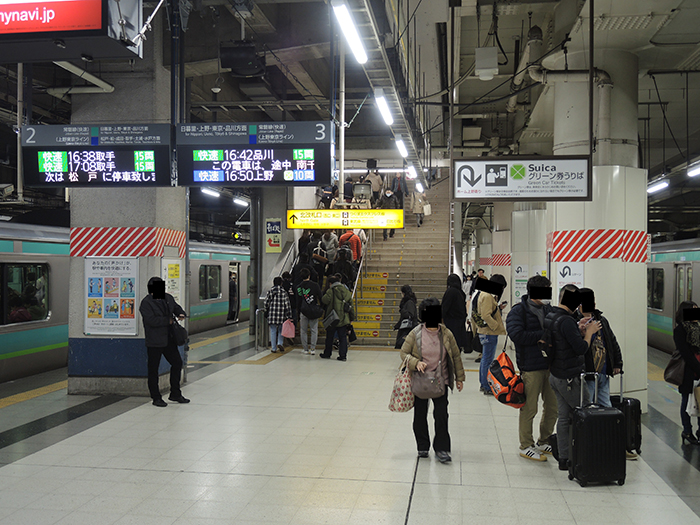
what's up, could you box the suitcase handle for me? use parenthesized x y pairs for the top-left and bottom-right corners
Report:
(619, 370), (624, 400)
(580, 371), (598, 407)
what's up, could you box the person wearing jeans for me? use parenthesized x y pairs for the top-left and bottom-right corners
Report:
(264, 276), (292, 353)
(296, 268), (322, 355)
(473, 274), (508, 394)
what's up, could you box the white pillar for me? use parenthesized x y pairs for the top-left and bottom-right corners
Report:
(546, 49), (647, 409)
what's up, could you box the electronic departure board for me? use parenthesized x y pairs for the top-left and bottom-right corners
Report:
(177, 121), (332, 187)
(22, 124), (171, 187)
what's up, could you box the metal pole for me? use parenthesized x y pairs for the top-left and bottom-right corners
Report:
(17, 62), (23, 202)
(588, 0), (594, 163)
(338, 38), (346, 202)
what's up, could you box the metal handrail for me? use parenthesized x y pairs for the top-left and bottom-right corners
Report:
(351, 234), (370, 313)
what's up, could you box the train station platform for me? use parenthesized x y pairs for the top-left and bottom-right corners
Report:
(0, 324), (699, 525)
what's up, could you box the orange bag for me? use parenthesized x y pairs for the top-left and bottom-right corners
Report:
(487, 351), (526, 409)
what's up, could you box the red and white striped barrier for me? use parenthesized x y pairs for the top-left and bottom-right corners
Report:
(552, 229), (648, 263)
(491, 254), (512, 266)
(479, 257), (492, 266)
(71, 227), (186, 258)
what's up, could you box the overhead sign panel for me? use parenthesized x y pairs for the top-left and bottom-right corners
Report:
(286, 209), (404, 230)
(177, 122), (332, 187)
(453, 156), (591, 201)
(0, 0), (102, 35)
(22, 124), (171, 187)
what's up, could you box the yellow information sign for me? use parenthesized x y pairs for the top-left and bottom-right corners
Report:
(287, 209), (404, 230)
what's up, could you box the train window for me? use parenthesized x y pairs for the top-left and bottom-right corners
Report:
(199, 265), (222, 300)
(647, 268), (664, 310)
(5, 264), (49, 324)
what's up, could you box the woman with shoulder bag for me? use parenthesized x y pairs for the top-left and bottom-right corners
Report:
(394, 285), (417, 349)
(673, 301), (700, 444)
(400, 297), (465, 463)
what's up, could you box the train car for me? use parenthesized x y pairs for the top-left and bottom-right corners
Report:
(0, 223), (70, 383)
(648, 238), (700, 353)
(186, 241), (251, 334)
(0, 224), (250, 383)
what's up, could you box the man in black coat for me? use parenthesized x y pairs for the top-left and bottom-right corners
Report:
(506, 275), (556, 462)
(139, 277), (189, 407)
(442, 273), (469, 353)
(547, 284), (601, 470)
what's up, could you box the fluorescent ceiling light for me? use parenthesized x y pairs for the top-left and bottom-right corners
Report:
(332, 2), (367, 64)
(647, 181), (668, 194)
(334, 168), (410, 174)
(233, 198), (249, 206)
(395, 135), (408, 158)
(415, 182), (424, 193)
(201, 188), (220, 197)
(375, 88), (393, 126)
(407, 166), (417, 179)
(688, 165), (700, 177)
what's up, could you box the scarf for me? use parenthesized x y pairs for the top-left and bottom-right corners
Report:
(684, 321), (700, 348)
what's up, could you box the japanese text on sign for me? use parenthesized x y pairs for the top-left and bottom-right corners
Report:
(287, 209), (404, 230)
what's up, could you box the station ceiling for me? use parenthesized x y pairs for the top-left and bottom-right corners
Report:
(0, 0), (698, 242)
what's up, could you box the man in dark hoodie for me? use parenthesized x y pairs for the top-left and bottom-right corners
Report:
(546, 284), (601, 471)
(506, 275), (556, 462)
(441, 273), (469, 353)
(139, 277), (189, 407)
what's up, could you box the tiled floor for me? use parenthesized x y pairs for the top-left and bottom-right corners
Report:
(0, 328), (699, 524)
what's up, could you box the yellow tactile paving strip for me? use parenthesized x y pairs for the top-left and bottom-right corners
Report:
(188, 328), (249, 349)
(0, 380), (68, 409)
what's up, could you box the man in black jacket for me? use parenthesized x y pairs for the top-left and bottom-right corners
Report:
(506, 275), (557, 462)
(139, 277), (189, 407)
(547, 284), (601, 470)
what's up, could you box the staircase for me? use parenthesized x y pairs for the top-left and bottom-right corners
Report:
(353, 179), (452, 347)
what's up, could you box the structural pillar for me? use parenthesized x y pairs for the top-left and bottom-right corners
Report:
(67, 17), (188, 395)
(545, 49), (648, 408)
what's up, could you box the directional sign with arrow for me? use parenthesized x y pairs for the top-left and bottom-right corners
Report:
(458, 165), (481, 188)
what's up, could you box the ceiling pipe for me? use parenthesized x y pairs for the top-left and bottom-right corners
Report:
(506, 26), (543, 113)
(46, 61), (115, 100)
(527, 66), (611, 86)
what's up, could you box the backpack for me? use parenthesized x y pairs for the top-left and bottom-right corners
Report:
(487, 350), (526, 409)
(538, 310), (568, 365)
(312, 245), (328, 264)
(470, 291), (498, 329)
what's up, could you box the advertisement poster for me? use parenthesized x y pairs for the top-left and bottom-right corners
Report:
(85, 258), (139, 335)
(265, 218), (281, 253)
(161, 258), (183, 305)
(513, 264), (528, 300)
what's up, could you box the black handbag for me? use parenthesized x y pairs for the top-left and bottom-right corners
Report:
(301, 298), (324, 320)
(664, 351), (685, 386)
(171, 318), (188, 346)
(347, 324), (358, 343)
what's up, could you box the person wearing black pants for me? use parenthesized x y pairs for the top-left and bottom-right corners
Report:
(399, 298), (465, 462)
(139, 277), (190, 407)
(413, 389), (450, 453)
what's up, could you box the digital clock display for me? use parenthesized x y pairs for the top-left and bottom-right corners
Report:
(23, 146), (171, 187)
(178, 144), (331, 186)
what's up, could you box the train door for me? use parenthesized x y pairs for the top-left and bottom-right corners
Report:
(675, 263), (692, 313)
(228, 262), (240, 322)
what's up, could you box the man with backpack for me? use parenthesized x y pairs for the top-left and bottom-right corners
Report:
(545, 284), (601, 471)
(296, 268), (323, 355)
(506, 275), (557, 462)
(339, 229), (362, 261)
(472, 275), (508, 395)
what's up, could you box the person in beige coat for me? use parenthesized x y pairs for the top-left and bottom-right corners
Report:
(409, 190), (429, 227)
(400, 297), (465, 463)
(472, 274), (508, 395)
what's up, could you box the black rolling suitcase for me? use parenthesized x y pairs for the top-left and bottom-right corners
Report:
(569, 373), (626, 487)
(610, 372), (642, 455)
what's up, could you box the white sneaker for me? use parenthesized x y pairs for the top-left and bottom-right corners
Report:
(302, 349), (309, 355)
(309, 350), (315, 355)
(536, 442), (553, 455)
(520, 446), (547, 462)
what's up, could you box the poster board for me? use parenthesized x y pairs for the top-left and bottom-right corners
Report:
(84, 257), (138, 335)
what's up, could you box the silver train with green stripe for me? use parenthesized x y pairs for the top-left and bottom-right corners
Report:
(0, 223), (249, 383)
(648, 239), (700, 353)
